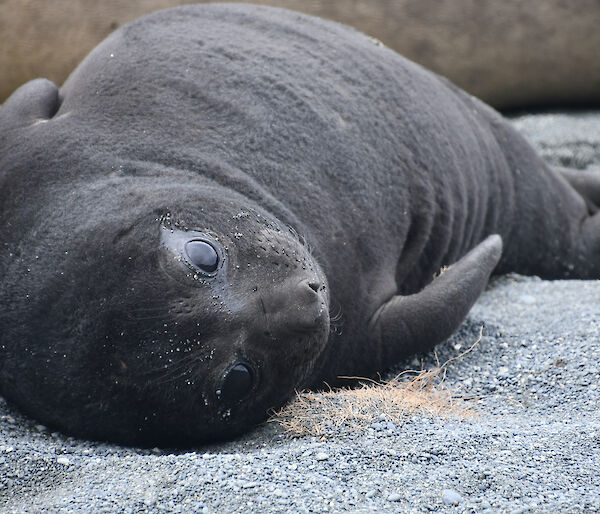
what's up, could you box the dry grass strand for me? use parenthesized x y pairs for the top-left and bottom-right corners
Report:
(270, 327), (483, 437)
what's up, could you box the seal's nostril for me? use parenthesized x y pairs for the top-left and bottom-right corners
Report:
(308, 281), (321, 292)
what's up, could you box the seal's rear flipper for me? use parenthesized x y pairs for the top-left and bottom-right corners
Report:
(556, 167), (600, 212)
(368, 235), (502, 365)
(556, 167), (600, 278)
(1, 78), (60, 129)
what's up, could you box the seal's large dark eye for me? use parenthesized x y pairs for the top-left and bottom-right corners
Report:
(184, 240), (219, 273)
(219, 364), (253, 404)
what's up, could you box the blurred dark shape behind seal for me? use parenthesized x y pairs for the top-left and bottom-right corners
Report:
(1, 0), (600, 109)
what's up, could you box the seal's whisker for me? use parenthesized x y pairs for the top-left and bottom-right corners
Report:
(287, 224), (313, 252)
(330, 303), (343, 323)
(329, 302), (344, 335)
(131, 352), (209, 384)
(127, 306), (167, 314)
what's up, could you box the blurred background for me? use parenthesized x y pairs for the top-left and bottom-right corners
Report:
(1, 0), (599, 110)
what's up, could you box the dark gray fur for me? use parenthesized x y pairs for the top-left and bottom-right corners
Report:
(1, 4), (598, 445)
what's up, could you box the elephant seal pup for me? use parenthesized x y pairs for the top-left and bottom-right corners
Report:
(1, 4), (599, 446)
(2, 0), (600, 109)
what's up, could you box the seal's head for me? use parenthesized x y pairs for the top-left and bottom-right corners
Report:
(0, 179), (329, 445)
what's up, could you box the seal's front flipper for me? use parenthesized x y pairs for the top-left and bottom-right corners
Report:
(369, 235), (503, 366)
(1, 79), (60, 130)
(557, 167), (600, 211)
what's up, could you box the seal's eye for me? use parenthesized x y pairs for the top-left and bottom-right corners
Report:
(184, 240), (219, 273)
(220, 364), (253, 404)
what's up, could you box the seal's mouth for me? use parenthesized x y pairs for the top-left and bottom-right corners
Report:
(288, 297), (329, 336)
(252, 274), (329, 342)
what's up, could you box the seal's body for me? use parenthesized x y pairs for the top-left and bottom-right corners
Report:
(1, 5), (599, 445)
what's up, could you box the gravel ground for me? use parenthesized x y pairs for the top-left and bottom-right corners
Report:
(1, 112), (599, 513)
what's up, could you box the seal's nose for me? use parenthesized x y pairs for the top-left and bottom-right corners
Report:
(295, 278), (324, 304)
(307, 280), (321, 293)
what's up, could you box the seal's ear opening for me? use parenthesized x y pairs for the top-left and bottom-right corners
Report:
(1, 78), (61, 126)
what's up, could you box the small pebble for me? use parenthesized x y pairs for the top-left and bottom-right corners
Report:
(498, 366), (510, 376)
(519, 294), (536, 304)
(387, 493), (402, 502)
(56, 457), (71, 466)
(315, 452), (329, 461)
(442, 489), (462, 505)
